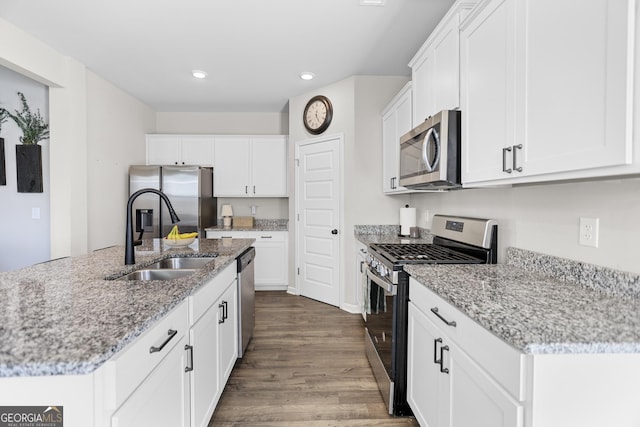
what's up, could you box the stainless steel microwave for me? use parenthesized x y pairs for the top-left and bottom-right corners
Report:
(399, 110), (461, 190)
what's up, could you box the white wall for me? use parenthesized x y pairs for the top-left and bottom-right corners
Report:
(155, 112), (288, 134)
(86, 71), (155, 251)
(409, 177), (640, 274)
(288, 76), (411, 310)
(0, 66), (50, 271)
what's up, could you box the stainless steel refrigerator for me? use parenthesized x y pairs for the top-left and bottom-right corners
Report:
(129, 165), (217, 239)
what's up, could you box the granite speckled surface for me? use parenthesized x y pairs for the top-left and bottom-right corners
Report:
(405, 252), (640, 355)
(354, 226), (432, 245)
(0, 238), (254, 377)
(207, 218), (288, 232)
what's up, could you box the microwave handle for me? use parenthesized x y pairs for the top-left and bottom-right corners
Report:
(422, 127), (440, 173)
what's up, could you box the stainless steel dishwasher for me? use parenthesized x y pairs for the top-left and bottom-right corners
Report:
(237, 247), (255, 357)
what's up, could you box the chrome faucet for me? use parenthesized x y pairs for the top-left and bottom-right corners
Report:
(125, 188), (180, 265)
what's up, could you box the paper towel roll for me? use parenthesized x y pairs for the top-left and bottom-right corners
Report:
(400, 207), (417, 236)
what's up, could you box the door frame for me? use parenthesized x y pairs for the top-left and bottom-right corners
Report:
(293, 133), (345, 308)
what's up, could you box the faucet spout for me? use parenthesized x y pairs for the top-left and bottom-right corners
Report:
(125, 188), (180, 265)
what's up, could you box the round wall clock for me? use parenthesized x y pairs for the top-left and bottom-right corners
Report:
(303, 95), (333, 135)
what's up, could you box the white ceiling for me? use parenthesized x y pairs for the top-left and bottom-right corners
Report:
(0, 0), (454, 113)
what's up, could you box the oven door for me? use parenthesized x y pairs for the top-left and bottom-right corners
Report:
(365, 268), (397, 381)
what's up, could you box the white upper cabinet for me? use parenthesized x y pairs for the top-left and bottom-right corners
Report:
(382, 82), (412, 194)
(214, 135), (287, 197)
(147, 135), (214, 166)
(461, 0), (635, 185)
(410, 1), (478, 125)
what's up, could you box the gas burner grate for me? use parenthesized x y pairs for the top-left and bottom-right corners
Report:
(373, 243), (484, 264)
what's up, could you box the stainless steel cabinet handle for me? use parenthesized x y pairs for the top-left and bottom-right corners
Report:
(440, 345), (450, 374)
(149, 329), (178, 353)
(253, 185), (256, 194)
(218, 303), (225, 324)
(360, 261), (365, 274)
(502, 147), (513, 173)
(261, 235), (273, 239)
(433, 338), (443, 364)
(245, 185), (248, 194)
(430, 307), (457, 327)
(223, 301), (228, 321)
(184, 344), (194, 372)
(513, 144), (523, 172)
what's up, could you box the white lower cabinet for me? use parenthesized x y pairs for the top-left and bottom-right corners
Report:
(111, 334), (190, 427)
(407, 277), (524, 427)
(354, 240), (367, 320)
(96, 262), (239, 427)
(188, 262), (238, 427)
(206, 230), (288, 290)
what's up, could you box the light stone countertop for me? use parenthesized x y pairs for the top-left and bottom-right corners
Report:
(405, 255), (640, 355)
(0, 238), (254, 377)
(206, 218), (288, 232)
(354, 228), (640, 355)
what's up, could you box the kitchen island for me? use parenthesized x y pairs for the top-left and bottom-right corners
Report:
(0, 238), (254, 427)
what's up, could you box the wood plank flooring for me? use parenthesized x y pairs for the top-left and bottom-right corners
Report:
(208, 291), (418, 426)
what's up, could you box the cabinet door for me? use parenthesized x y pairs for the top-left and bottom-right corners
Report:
(412, 49), (436, 125)
(218, 282), (238, 386)
(354, 242), (367, 320)
(111, 335), (189, 427)
(516, 0), (633, 176)
(147, 135), (181, 165)
(181, 136), (214, 166)
(431, 15), (461, 113)
(449, 343), (523, 427)
(461, 0), (517, 183)
(253, 238), (286, 290)
(382, 84), (411, 194)
(407, 302), (450, 427)
(189, 303), (221, 427)
(214, 137), (251, 196)
(251, 136), (287, 196)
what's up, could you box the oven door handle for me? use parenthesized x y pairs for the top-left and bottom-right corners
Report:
(366, 268), (397, 295)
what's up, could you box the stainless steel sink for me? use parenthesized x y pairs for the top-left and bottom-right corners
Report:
(147, 257), (215, 270)
(119, 269), (198, 281)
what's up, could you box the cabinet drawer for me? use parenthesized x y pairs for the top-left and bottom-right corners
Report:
(103, 301), (188, 410)
(190, 262), (237, 325)
(409, 277), (526, 400)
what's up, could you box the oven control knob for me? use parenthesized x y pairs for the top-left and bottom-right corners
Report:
(377, 264), (387, 277)
(371, 259), (379, 268)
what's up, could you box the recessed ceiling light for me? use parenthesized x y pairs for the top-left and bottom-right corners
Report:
(300, 72), (315, 81)
(360, 0), (385, 5)
(192, 70), (208, 79)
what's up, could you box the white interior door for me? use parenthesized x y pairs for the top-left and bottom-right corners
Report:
(296, 136), (341, 307)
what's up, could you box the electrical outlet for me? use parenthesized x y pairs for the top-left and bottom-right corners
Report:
(579, 217), (599, 248)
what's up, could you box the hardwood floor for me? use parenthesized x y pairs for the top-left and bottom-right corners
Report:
(208, 291), (418, 426)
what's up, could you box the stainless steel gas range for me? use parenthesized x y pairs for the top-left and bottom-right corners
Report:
(364, 215), (498, 416)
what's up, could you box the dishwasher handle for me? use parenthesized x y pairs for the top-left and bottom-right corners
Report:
(238, 247), (256, 272)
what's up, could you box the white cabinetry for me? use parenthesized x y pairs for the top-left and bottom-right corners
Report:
(354, 240), (367, 319)
(409, 1), (477, 125)
(407, 277), (524, 427)
(461, 0), (634, 185)
(103, 302), (190, 427)
(382, 82), (412, 194)
(188, 262), (238, 427)
(214, 136), (287, 197)
(146, 135), (214, 166)
(206, 231), (288, 291)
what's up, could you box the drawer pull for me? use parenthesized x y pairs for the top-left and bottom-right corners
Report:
(261, 235), (273, 239)
(184, 344), (194, 372)
(440, 345), (450, 374)
(149, 329), (178, 353)
(502, 147), (513, 173)
(430, 307), (457, 327)
(218, 303), (225, 324)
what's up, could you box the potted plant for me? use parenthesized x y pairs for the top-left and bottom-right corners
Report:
(1, 92), (50, 193)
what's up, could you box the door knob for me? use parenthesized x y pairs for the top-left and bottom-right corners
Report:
(331, 229), (338, 235)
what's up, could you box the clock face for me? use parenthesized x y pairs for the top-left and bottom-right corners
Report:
(303, 95), (333, 134)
